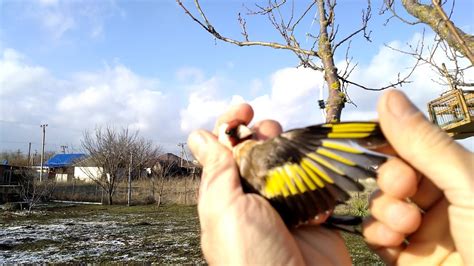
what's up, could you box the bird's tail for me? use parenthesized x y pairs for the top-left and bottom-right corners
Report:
(323, 215), (363, 235)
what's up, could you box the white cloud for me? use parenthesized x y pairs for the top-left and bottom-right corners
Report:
(0, 49), (61, 123)
(249, 67), (325, 129)
(2, 29), (473, 154)
(179, 33), (473, 150)
(179, 76), (245, 132)
(179, 67), (325, 132)
(179, 31), (473, 135)
(0, 48), (181, 153)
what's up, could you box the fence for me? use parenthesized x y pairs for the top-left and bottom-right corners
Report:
(51, 176), (200, 205)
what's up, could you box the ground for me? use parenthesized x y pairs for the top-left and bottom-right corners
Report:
(0, 204), (203, 264)
(0, 203), (382, 264)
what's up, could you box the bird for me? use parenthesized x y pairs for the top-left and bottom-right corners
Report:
(220, 120), (388, 231)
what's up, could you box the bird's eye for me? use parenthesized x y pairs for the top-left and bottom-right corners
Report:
(225, 127), (237, 136)
(224, 120), (245, 138)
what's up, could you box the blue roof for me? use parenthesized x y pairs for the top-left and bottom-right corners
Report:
(45, 153), (86, 168)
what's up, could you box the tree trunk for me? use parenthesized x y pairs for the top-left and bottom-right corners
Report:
(157, 176), (166, 207)
(317, 0), (344, 122)
(108, 191), (113, 205)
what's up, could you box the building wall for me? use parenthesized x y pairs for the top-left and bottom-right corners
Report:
(51, 167), (74, 182)
(74, 166), (103, 182)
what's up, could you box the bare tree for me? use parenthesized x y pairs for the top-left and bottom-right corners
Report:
(80, 126), (161, 205)
(177, 0), (416, 122)
(152, 159), (179, 206)
(18, 168), (56, 214)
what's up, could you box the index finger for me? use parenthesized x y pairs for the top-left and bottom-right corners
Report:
(213, 103), (254, 134)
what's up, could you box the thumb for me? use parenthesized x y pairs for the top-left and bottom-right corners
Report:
(188, 130), (242, 212)
(377, 90), (473, 206)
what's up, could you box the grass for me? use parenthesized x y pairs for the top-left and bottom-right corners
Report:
(342, 232), (384, 265)
(2, 178), (383, 264)
(51, 177), (200, 205)
(1, 203), (384, 265)
(1, 204), (204, 264)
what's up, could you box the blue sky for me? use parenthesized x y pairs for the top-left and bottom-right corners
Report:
(1, 0), (473, 156)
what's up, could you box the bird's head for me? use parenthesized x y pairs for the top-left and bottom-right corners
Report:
(218, 120), (254, 148)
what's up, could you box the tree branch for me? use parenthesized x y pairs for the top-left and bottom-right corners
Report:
(431, 0), (474, 64)
(176, 0), (319, 57)
(401, 0), (474, 64)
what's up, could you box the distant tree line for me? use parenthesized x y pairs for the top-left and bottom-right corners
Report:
(0, 150), (54, 167)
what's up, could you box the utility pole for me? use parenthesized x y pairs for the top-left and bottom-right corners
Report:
(182, 144), (190, 163)
(33, 150), (38, 166)
(27, 142), (32, 166)
(61, 145), (68, 154)
(177, 142), (189, 205)
(177, 142), (186, 167)
(39, 124), (48, 182)
(127, 151), (133, 206)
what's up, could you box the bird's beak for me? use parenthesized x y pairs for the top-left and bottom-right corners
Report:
(233, 124), (253, 140)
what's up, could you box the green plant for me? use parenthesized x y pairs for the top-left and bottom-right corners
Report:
(349, 197), (369, 217)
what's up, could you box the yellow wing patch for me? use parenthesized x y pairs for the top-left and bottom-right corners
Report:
(264, 169), (278, 198)
(292, 164), (316, 191)
(322, 140), (364, 154)
(328, 132), (372, 138)
(316, 148), (356, 166)
(307, 153), (342, 178)
(263, 155), (341, 198)
(280, 167), (298, 196)
(287, 164), (308, 193)
(301, 159), (325, 188)
(323, 123), (377, 132)
(323, 123), (377, 139)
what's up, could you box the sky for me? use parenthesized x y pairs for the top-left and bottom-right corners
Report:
(0, 0), (473, 157)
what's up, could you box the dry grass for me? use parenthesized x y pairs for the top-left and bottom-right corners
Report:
(51, 176), (200, 205)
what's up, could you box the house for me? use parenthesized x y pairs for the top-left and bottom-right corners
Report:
(155, 153), (201, 178)
(45, 154), (87, 182)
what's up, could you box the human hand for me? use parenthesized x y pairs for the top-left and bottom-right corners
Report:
(188, 104), (352, 265)
(363, 89), (474, 265)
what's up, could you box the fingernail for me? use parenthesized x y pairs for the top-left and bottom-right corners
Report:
(386, 90), (419, 118)
(188, 130), (208, 163)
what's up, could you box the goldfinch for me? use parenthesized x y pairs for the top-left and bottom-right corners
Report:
(222, 121), (388, 229)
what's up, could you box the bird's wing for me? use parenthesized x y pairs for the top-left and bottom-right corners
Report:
(243, 122), (387, 227)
